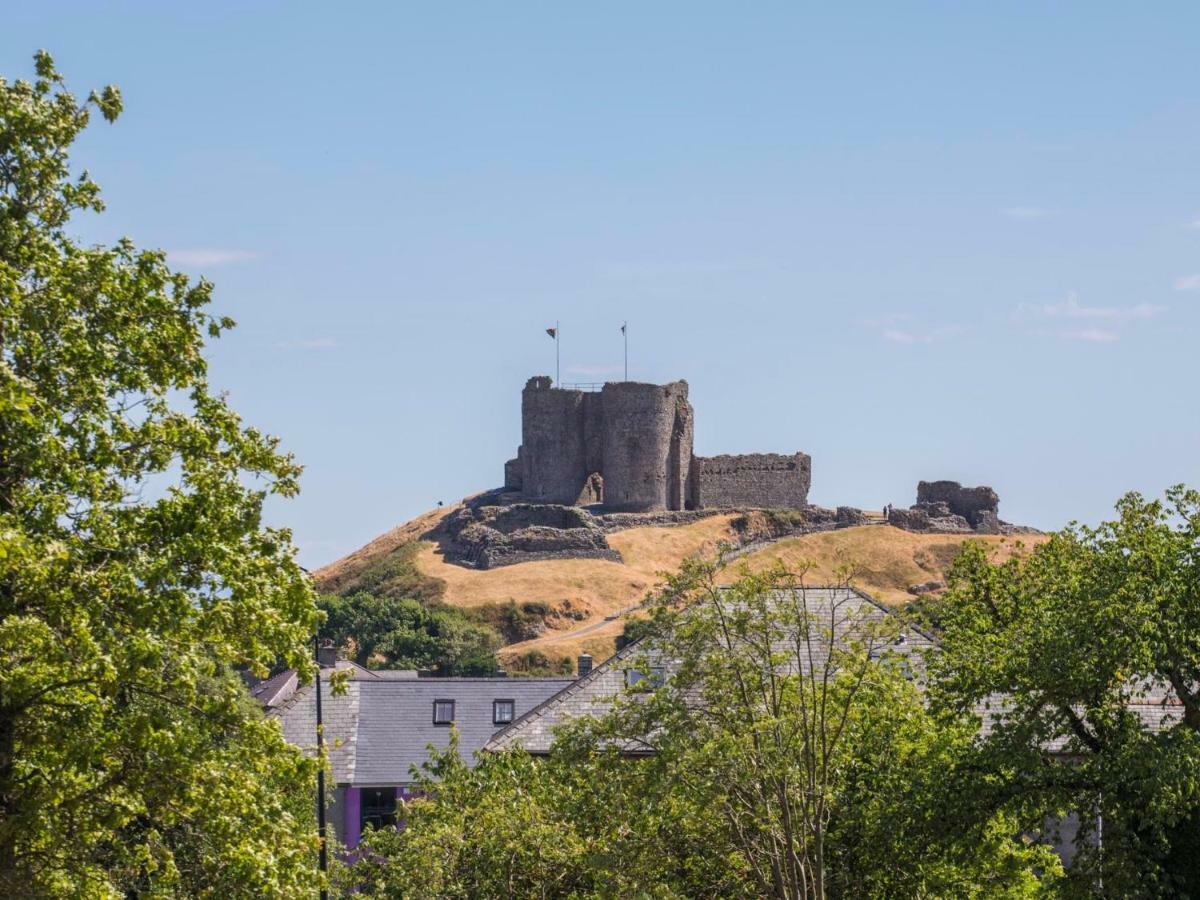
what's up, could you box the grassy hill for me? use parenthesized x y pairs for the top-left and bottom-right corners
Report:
(313, 505), (1045, 670)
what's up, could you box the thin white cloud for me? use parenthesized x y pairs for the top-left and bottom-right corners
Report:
(275, 338), (338, 350)
(168, 248), (260, 266)
(1174, 274), (1200, 291)
(1017, 292), (1164, 322)
(881, 324), (965, 344)
(1017, 292), (1165, 344)
(1185, 216), (1200, 230)
(860, 315), (963, 344)
(859, 313), (911, 328)
(1001, 206), (1053, 219)
(1058, 327), (1119, 343)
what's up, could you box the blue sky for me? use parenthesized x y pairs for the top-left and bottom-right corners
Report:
(6, 2), (1199, 567)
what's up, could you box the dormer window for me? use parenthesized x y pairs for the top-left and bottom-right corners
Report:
(493, 699), (515, 724)
(625, 667), (666, 689)
(432, 699), (455, 725)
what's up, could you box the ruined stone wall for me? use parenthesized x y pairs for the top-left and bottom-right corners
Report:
(600, 381), (694, 512)
(916, 480), (999, 529)
(518, 377), (588, 504)
(508, 375), (809, 513)
(503, 451), (523, 491)
(691, 452), (811, 510)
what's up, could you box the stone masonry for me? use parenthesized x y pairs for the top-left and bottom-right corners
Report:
(692, 453), (812, 510)
(504, 376), (810, 512)
(887, 480), (1014, 536)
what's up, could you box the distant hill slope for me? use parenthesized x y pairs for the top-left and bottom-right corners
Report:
(313, 505), (1046, 668)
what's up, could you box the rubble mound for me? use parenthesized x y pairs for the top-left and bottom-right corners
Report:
(886, 481), (1037, 537)
(442, 498), (621, 569)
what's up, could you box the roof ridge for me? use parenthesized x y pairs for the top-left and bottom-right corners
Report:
(486, 585), (935, 753)
(486, 634), (652, 750)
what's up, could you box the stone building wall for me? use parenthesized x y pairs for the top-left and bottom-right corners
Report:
(691, 452), (811, 510)
(600, 381), (693, 512)
(517, 377), (589, 504)
(505, 375), (806, 512)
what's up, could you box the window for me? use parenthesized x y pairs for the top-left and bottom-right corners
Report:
(432, 699), (455, 725)
(493, 699), (515, 724)
(625, 667), (666, 689)
(361, 787), (397, 832)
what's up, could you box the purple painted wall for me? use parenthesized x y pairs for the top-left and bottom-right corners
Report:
(344, 787), (362, 849)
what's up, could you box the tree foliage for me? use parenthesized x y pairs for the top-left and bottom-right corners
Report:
(0, 53), (321, 896)
(930, 486), (1200, 896)
(342, 558), (1060, 898)
(318, 591), (500, 674)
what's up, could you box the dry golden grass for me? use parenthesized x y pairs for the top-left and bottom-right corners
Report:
(415, 513), (739, 614)
(725, 525), (1046, 607)
(317, 510), (1047, 665)
(311, 504), (458, 594)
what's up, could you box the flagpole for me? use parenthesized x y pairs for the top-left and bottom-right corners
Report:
(623, 321), (628, 381)
(556, 320), (560, 386)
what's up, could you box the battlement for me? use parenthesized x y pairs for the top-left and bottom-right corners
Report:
(504, 376), (809, 512)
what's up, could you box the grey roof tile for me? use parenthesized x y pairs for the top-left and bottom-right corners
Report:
(486, 586), (925, 754)
(273, 674), (572, 785)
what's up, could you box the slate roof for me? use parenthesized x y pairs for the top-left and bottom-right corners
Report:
(975, 688), (1186, 753)
(247, 668), (299, 708)
(277, 677), (363, 783)
(485, 585), (1186, 759)
(273, 672), (573, 786)
(486, 586), (931, 754)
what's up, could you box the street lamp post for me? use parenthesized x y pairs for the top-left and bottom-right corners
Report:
(314, 636), (328, 899)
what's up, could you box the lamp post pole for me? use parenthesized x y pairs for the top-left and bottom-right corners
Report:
(314, 636), (328, 900)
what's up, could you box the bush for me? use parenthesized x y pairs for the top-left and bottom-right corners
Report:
(332, 541), (445, 603)
(318, 593), (501, 674)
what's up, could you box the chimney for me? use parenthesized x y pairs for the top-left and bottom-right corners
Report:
(577, 654), (593, 677)
(317, 639), (338, 669)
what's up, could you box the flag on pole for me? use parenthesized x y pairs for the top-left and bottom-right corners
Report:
(546, 327), (557, 339)
(620, 323), (626, 335)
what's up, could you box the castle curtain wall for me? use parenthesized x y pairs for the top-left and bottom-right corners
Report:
(692, 453), (811, 510)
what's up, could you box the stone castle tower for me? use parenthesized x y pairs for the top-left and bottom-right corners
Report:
(504, 376), (810, 512)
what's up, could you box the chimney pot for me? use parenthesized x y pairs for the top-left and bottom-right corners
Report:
(577, 654), (593, 677)
(317, 639), (338, 668)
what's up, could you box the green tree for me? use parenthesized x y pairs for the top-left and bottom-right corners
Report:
(339, 728), (739, 899)
(340, 558), (1060, 898)
(0, 53), (321, 896)
(930, 486), (1200, 896)
(318, 591), (500, 674)
(587, 557), (1059, 899)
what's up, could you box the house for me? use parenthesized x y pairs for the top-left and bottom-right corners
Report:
(271, 663), (573, 849)
(486, 586), (936, 755)
(485, 585), (1186, 869)
(269, 586), (1187, 866)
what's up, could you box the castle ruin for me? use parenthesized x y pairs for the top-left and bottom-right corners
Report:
(503, 376), (811, 512)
